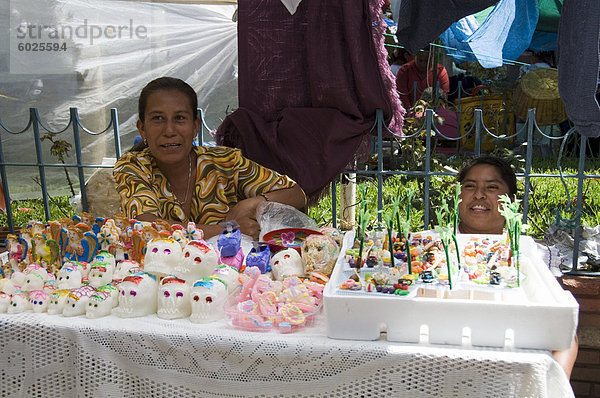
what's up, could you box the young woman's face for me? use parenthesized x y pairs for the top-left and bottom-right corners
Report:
(137, 89), (199, 167)
(458, 164), (510, 234)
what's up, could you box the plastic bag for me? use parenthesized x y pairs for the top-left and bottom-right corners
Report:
(257, 202), (319, 241)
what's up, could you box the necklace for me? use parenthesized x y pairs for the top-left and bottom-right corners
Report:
(171, 152), (193, 206)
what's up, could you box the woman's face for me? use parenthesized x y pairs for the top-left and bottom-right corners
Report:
(458, 164), (510, 235)
(137, 89), (199, 168)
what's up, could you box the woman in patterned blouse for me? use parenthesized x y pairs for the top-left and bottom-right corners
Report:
(113, 77), (306, 240)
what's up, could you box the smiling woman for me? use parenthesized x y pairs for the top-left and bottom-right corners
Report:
(113, 77), (307, 240)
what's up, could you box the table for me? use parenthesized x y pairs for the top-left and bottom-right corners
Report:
(0, 312), (573, 398)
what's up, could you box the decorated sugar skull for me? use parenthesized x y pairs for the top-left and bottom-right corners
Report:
(157, 275), (191, 320)
(56, 264), (84, 290)
(86, 291), (115, 318)
(88, 262), (114, 288)
(319, 226), (344, 248)
(113, 260), (140, 280)
(175, 240), (219, 282)
(47, 289), (71, 315)
(189, 277), (228, 323)
(144, 238), (183, 277)
(21, 272), (46, 292)
(0, 292), (11, 312)
(63, 285), (96, 317)
(270, 248), (304, 280)
(43, 279), (57, 294)
(1, 278), (19, 295)
(29, 290), (51, 313)
(24, 263), (50, 281)
(211, 265), (240, 295)
(114, 273), (158, 318)
(92, 251), (116, 274)
(8, 292), (31, 314)
(301, 234), (339, 278)
(10, 270), (27, 288)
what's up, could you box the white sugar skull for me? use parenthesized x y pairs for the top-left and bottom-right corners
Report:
(21, 272), (46, 292)
(157, 275), (191, 320)
(144, 238), (183, 277)
(113, 260), (140, 280)
(175, 240), (219, 282)
(211, 265), (240, 295)
(0, 278), (19, 295)
(96, 284), (119, 308)
(301, 234), (339, 278)
(92, 251), (116, 274)
(114, 273), (158, 318)
(0, 292), (10, 312)
(43, 279), (57, 294)
(63, 286), (95, 317)
(47, 289), (71, 315)
(270, 248), (304, 280)
(56, 264), (83, 290)
(8, 293), (31, 314)
(10, 270), (27, 288)
(88, 262), (114, 288)
(29, 290), (51, 313)
(24, 263), (50, 281)
(189, 277), (228, 323)
(86, 291), (114, 318)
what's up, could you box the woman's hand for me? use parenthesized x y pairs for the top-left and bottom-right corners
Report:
(225, 197), (263, 240)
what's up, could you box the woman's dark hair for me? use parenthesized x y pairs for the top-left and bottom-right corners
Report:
(457, 156), (518, 199)
(131, 77), (198, 152)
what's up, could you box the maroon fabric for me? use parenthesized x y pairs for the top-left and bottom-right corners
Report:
(216, 0), (404, 199)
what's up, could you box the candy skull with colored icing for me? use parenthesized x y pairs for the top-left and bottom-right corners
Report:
(211, 265), (240, 295)
(24, 263), (50, 281)
(114, 273), (158, 318)
(157, 275), (191, 320)
(0, 292), (10, 312)
(113, 260), (140, 280)
(144, 238), (182, 277)
(301, 234), (339, 278)
(86, 291), (115, 318)
(47, 289), (72, 315)
(175, 240), (219, 282)
(63, 285), (96, 317)
(10, 270), (27, 289)
(92, 251), (116, 274)
(56, 263), (84, 290)
(270, 248), (304, 280)
(1, 278), (19, 295)
(21, 272), (46, 292)
(29, 290), (51, 313)
(8, 292), (31, 314)
(189, 277), (228, 323)
(96, 284), (119, 308)
(88, 262), (114, 288)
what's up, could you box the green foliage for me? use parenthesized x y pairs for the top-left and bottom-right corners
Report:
(0, 196), (76, 228)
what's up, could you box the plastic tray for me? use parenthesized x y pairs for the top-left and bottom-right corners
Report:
(323, 231), (579, 350)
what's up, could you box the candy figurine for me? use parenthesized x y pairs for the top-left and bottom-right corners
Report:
(217, 221), (241, 258)
(245, 242), (271, 274)
(270, 248), (304, 280)
(63, 227), (100, 264)
(56, 263), (84, 290)
(301, 234), (339, 278)
(189, 277), (228, 323)
(88, 262), (114, 288)
(113, 273), (158, 318)
(5, 233), (27, 272)
(157, 275), (191, 320)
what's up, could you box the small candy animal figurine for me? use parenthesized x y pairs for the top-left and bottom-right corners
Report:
(113, 273), (158, 318)
(8, 292), (31, 314)
(47, 289), (71, 315)
(63, 285), (96, 317)
(211, 265), (240, 295)
(189, 277), (228, 323)
(157, 275), (191, 320)
(31, 233), (60, 274)
(0, 292), (10, 313)
(301, 234), (339, 278)
(245, 242), (271, 274)
(144, 237), (183, 277)
(217, 221), (241, 258)
(270, 248), (304, 280)
(86, 291), (114, 319)
(175, 240), (219, 282)
(29, 290), (51, 313)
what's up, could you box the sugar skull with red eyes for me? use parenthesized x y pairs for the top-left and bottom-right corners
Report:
(270, 248), (304, 280)
(157, 275), (191, 320)
(174, 240), (219, 283)
(113, 272), (158, 318)
(189, 277), (227, 323)
(143, 237), (182, 277)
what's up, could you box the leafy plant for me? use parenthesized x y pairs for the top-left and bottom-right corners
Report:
(41, 132), (75, 195)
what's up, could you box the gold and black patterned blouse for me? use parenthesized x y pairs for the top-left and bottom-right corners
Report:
(113, 146), (297, 224)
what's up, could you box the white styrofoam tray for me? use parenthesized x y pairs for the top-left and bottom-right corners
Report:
(324, 231), (579, 350)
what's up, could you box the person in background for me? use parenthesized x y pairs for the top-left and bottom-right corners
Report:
(395, 45), (450, 109)
(418, 87), (458, 156)
(113, 77), (307, 240)
(457, 155), (578, 378)
(390, 47), (413, 76)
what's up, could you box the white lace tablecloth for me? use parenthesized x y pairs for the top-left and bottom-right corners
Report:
(0, 312), (573, 398)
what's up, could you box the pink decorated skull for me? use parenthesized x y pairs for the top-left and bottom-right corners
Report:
(144, 238), (183, 277)
(114, 273), (158, 318)
(157, 276), (191, 320)
(29, 290), (51, 313)
(63, 286), (96, 317)
(175, 240), (219, 282)
(189, 277), (228, 323)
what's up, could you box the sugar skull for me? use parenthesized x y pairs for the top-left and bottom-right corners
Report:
(24, 263), (50, 281)
(157, 275), (191, 320)
(319, 226), (344, 248)
(175, 240), (219, 282)
(245, 243), (271, 274)
(47, 289), (72, 315)
(86, 291), (115, 318)
(301, 234), (339, 278)
(189, 277), (228, 323)
(114, 273), (158, 318)
(56, 264), (84, 290)
(1, 278), (19, 295)
(93, 251), (116, 274)
(8, 293), (31, 314)
(113, 260), (140, 280)
(96, 284), (119, 308)
(270, 248), (304, 280)
(43, 279), (57, 294)
(144, 238), (183, 277)
(88, 262), (114, 288)
(0, 292), (11, 312)
(63, 285), (96, 317)
(29, 290), (50, 313)
(21, 272), (46, 292)
(10, 270), (27, 288)
(211, 265), (240, 295)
